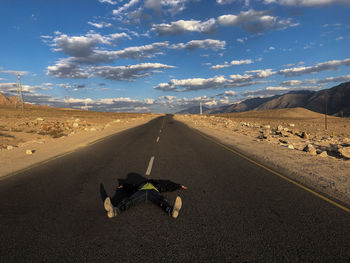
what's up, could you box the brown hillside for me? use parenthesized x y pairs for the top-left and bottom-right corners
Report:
(215, 107), (329, 119)
(0, 93), (11, 105)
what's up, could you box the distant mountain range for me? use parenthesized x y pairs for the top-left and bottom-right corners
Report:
(177, 82), (350, 117)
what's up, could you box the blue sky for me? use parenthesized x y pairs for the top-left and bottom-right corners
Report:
(0, 0), (349, 112)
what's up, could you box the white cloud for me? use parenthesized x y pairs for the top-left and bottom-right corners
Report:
(170, 39), (226, 51)
(153, 76), (227, 91)
(279, 58), (350, 76)
(51, 32), (130, 59)
(236, 37), (248, 43)
(93, 63), (175, 81)
(211, 59), (253, 69)
(224, 90), (238, 96)
(94, 41), (169, 60)
(336, 36), (344, 40)
(245, 69), (276, 78)
(264, 0), (349, 6)
(280, 75), (350, 86)
(152, 9), (299, 35)
(99, 0), (117, 4)
(217, 0), (235, 3)
(152, 19), (217, 35)
(113, 0), (140, 16)
(88, 21), (113, 28)
(217, 9), (299, 33)
(46, 60), (90, 79)
(0, 68), (29, 76)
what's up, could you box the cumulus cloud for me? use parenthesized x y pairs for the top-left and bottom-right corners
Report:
(170, 39), (226, 51)
(88, 21), (113, 28)
(0, 68), (29, 76)
(46, 60), (90, 79)
(47, 61), (175, 81)
(278, 58), (350, 76)
(280, 74), (350, 86)
(217, 9), (299, 33)
(99, 0), (117, 4)
(94, 41), (169, 60)
(264, 0), (349, 6)
(113, 0), (140, 16)
(152, 19), (217, 35)
(152, 9), (298, 35)
(51, 32), (130, 58)
(211, 59), (252, 69)
(153, 76), (227, 92)
(93, 63), (175, 81)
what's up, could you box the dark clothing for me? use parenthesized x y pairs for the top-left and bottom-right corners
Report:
(120, 179), (182, 194)
(115, 179), (181, 215)
(116, 189), (172, 215)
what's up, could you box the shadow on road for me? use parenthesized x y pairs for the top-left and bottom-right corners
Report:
(99, 172), (147, 206)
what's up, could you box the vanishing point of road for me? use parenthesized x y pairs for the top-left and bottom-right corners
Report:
(0, 115), (349, 262)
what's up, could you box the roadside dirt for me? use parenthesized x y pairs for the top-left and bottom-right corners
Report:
(175, 108), (350, 207)
(0, 105), (158, 177)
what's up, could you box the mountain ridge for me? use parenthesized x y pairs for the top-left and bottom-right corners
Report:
(177, 82), (350, 116)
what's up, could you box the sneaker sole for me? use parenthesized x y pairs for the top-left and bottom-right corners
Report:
(172, 196), (182, 219)
(104, 197), (116, 218)
(104, 197), (112, 211)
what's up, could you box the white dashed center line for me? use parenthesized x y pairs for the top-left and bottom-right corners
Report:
(159, 129), (162, 133)
(145, 156), (155, 176)
(156, 136), (160, 143)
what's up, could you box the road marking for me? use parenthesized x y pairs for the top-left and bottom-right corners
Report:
(145, 156), (155, 176)
(156, 136), (160, 143)
(159, 129), (162, 133)
(195, 130), (350, 213)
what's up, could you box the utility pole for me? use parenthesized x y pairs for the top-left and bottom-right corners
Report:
(16, 73), (24, 110)
(200, 102), (203, 115)
(65, 86), (70, 108)
(324, 93), (328, 130)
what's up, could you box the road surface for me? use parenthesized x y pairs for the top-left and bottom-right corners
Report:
(0, 115), (349, 262)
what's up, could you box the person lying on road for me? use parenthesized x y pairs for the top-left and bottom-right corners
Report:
(104, 179), (187, 219)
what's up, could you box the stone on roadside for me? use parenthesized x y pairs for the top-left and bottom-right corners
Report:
(303, 144), (317, 155)
(73, 122), (79, 128)
(75, 118), (80, 122)
(277, 125), (283, 131)
(289, 123), (295, 127)
(36, 117), (44, 121)
(26, 149), (34, 155)
(318, 151), (328, 157)
(7, 145), (14, 150)
(288, 144), (294, 149)
(263, 125), (270, 129)
(338, 147), (350, 159)
(90, 128), (96, 131)
(114, 119), (121, 123)
(301, 132), (309, 139)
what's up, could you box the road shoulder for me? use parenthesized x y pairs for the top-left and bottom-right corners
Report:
(0, 116), (157, 179)
(175, 115), (350, 208)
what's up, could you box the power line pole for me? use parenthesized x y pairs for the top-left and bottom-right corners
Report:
(65, 86), (70, 108)
(324, 93), (328, 130)
(200, 102), (203, 115)
(16, 73), (24, 110)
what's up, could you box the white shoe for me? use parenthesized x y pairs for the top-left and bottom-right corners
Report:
(104, 197), (117, 218)
(172, 196), (182, 219)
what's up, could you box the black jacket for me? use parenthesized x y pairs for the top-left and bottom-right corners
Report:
(120, 179), (181, 193)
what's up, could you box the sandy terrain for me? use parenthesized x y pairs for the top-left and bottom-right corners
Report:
(0, 105), (159, 178)
(175, 108), (350, 206)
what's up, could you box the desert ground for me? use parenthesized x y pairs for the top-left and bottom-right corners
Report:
(175, 108), (350, 206)
(0, 105), (158, 177)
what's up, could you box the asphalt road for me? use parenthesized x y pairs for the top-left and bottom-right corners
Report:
(0, 115), (349, 262)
